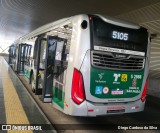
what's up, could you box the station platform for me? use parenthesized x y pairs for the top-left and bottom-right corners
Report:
(0, 57), (55, 132)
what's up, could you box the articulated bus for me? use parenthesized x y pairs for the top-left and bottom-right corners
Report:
(9, 14), (150, 116)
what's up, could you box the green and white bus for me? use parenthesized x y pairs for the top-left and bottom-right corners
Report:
(9, 14), (150, 116)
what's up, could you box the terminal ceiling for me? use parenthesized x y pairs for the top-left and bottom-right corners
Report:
(0, 0), (160, 78)
(0, 0), (160, 41)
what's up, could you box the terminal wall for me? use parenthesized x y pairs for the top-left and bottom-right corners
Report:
(117, 2), (160, 98)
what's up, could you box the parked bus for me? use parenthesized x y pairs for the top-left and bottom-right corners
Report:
(9, 14), (150, 116)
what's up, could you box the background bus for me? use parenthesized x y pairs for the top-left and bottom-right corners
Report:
(9, 14), (150, 116)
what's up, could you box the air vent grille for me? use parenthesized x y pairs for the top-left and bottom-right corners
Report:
(91, 51), (145, 71)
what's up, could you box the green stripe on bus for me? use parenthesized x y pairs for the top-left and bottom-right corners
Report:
(52, 87), (64, 109)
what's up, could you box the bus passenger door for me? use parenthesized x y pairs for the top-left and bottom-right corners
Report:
(34, 37), (47, 95)
(42, 36), (58, 102)
(25, 45), (32, 65)
(24, 45), (32, 79)
(52, 38), (67, 109)
(17, 44), (31, 75)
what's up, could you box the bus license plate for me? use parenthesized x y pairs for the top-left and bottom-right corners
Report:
(107, 106), (125, 113)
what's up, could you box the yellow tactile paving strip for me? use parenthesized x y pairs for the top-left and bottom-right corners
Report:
(0, 57), (33, 133)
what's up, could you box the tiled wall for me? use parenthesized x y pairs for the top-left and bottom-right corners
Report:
(116, 2), (160, 97)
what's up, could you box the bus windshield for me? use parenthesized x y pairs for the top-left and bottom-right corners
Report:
(91, 16), (148, 53)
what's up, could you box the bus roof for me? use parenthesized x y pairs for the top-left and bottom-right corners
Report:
(13, 14), (141, 44)
(96, 14), (140, 29)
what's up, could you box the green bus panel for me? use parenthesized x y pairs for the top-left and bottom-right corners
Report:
(90, 67), (144, 98)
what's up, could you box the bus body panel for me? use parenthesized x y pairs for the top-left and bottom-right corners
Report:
(63, 15), (91, 114)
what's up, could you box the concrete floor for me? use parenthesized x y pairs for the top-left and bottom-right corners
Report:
(0, 57), (55, 133)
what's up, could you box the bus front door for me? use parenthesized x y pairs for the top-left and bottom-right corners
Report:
(17, 43), (31, 75)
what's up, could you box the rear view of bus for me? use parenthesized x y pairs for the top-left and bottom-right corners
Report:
(70, 15), (150, 116)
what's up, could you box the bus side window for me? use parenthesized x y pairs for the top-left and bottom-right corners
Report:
(54, 41), (64, 79)
(39, 40), (47, 69)
(33, 38), (39, 68)
(55, 41), (64, 61)
(42, 44), (46, 63)
(61, 42), (69, 69)
(53, 24), (72, 83)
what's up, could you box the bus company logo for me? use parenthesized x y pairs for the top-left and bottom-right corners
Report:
(114, 53), (127, 58)
(111, 89), (123, 95)
(121, 74), (128, 82)
(113, 73), (121, 82)
(103, 87), (109, 94)
(132, 79), (137, 87)
(95, 86), (103, 94)
(98, 73), (104, 80)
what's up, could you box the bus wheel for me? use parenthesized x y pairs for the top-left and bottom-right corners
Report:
(31, 74), (35, 93)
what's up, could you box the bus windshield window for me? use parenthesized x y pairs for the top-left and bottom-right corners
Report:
(92, 16), (148, 53)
